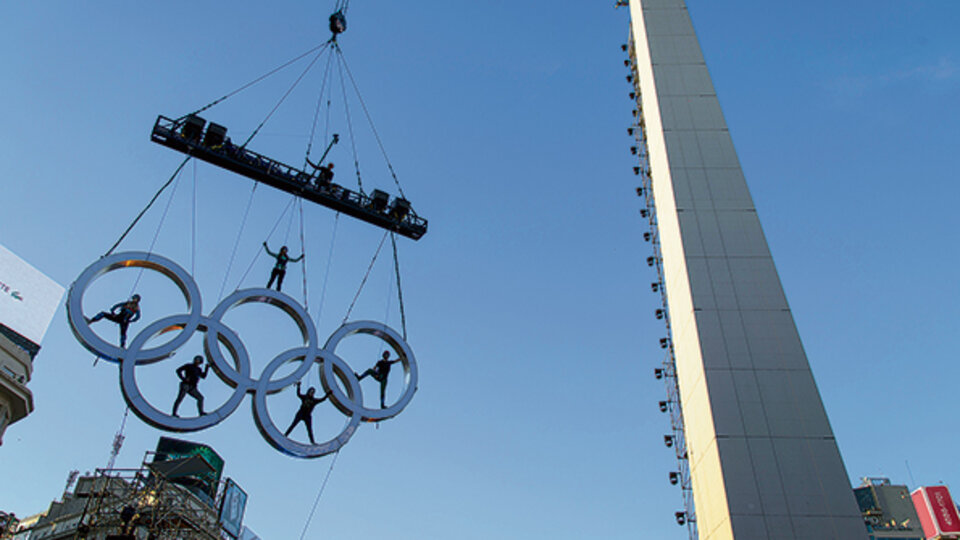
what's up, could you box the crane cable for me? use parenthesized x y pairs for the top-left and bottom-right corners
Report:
(103, 156), (191, 258)
(240, 43), (333, 151)
(390, 233), (407, 340)
(218, 183), (259, 300)
(334, 44), (364, 195)
(298, 449), (341, 540)
(182, 41), (331, 121)
(336, 47), (408, 200)
(342, 231), (388, 323)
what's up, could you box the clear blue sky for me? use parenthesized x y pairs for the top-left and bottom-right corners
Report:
(1, 1), (958, 538)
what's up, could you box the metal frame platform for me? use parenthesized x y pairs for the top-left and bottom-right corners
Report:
(150, 115), (427, 240)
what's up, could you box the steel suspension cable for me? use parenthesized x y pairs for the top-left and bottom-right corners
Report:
(298, 450), (341, 540)
(131, 163), (185, 292)
(191, 160), (198, 275)
(337, 48), (407, 200)
(219, 183), (259, 299)
(304, 51), (337, 167)
(314, 213), (340, 325)
(390, 232), (408, 340)
(240, 43), (332, 150)
(183, 41), (331, 120)
(298, 199), (309, 310)
(343, 230), (388, 323)
(334, 46), (364, 194)
(103, 156), (191, 257)
(235, 195), (297, 290)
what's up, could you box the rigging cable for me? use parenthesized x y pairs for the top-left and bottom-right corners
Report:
(183, 41), (331, 120)
(390, 232), (408, 340)
(298, 198), (309, 310)
(334, 45), (364, 194)
(337, 48), (407, 200)
(131, 160), (186, 293)
(297, 449), (341, 540)
(103, 156), (191, 258)
(218, 183), (259, 299)
(191, 159), (198, 275)
(234, 195), (297, 290)
(342, 230), (388, 323)
(313, 213), (340, 325)
(240, 43), (332, 150)
(304, 51), (337, 167)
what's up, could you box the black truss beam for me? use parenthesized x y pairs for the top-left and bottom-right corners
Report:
(150, 115), (427, 240)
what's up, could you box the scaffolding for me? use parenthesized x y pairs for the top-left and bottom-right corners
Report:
(21, 451), (226, 540)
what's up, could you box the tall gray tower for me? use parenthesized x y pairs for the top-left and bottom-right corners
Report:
(627, 1), (867, 538)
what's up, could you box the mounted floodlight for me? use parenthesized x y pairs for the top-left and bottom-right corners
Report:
(656, 309), (665, 320)
(630, 146), (638, 154)
(669, 471), (680, 485)
(643, 232), (652, 242)
(660, 337), (670, 349)
(659, 400), (669, 413)
(654, 368), (664, 380)
(627, 127), (634, 136)
(664, 435), (674, 448)
(640, 209), (649, 217)
(629, 92), (636, 100)
(634, 166), (641, 175)
(651, 282), (659, 292)
(635, 187), (644, 196)
(647, 256), (656, 267)
(626, 75), (633, 83)
(675, 512), (686, 525)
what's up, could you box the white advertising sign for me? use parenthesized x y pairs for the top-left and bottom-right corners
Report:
(0, 244), (64, 344)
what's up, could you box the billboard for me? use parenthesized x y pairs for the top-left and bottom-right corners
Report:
(912, 485), (960, 537)
(153, 436), (225, 505)
(0, 244), (63, 345)
(219, 478), (248, 538)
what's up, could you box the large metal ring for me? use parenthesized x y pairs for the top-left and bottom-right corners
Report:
(67, 252), (202, 364)
(205, 288), (319, 393)
(253, 348), (362, 458)
(120, 315), (248, 432)
(322, 320), (418, 422)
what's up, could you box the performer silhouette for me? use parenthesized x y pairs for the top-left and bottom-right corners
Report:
(87, 294), (141, 347)
(172, 355), (210, 417)
(357, 350), (402, 409)
(284, 382), (330, 444)
(263, 242), (303, 292)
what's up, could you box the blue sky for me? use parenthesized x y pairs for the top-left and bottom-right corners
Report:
(1, 1), (958, 538)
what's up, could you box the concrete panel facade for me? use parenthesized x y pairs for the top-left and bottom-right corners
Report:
(628, 1), (866, 538)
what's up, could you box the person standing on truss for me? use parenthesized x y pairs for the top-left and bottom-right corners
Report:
(357, 350), (402, 409)
(262, 242), (303, 292)
(284, 382), (331, 445)
(86, 294), (141, 348)
(172, 355), (209, 417)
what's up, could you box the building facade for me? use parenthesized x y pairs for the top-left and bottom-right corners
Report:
(854, 478), (925, 540)
(0, 244), (62, 446)
(626, 0), (866, 538)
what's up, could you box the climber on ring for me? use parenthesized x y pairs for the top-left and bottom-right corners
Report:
(357, 350), (402, 409)
(263, 242), (303, 292)
(284, 382), (332, 445)
(86, 294), (141, 348)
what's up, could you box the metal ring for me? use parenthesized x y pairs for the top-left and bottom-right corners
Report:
(253, 348), (362, 458)
(120, 315), (248, 432)
(205, 288), (319, 393)
(66, 252), (202, 364)
(322, 320), (418, 422)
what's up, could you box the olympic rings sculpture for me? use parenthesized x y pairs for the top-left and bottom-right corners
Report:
(66, 252), (419, 458)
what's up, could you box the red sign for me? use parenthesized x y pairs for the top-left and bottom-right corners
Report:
(912, 486), (960, 536)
